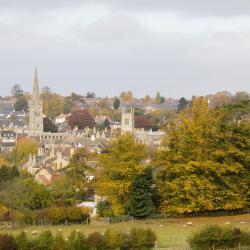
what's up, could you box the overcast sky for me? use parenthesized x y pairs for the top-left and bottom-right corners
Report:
(0, 0), (250, 98)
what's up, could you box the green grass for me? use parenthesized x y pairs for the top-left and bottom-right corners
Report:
(0, 214), (249, 248)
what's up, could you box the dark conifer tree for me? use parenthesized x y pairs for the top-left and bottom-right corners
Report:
(127, 167), (155, 217)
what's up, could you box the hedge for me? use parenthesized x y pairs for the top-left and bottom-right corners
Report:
(188, 225), (250, 250)
(0, 228), (157, 250)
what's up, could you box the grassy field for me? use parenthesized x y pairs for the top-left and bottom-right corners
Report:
(0, 214), (249, 248)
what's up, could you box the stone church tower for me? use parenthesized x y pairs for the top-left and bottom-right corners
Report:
(28, 68), (43, 137)
(121, 107), (134, 134)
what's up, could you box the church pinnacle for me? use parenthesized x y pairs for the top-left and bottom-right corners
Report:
(33, 67), (39, 99)
(28, 68), (43, 137)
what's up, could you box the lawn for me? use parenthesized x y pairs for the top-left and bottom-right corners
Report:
(0, 214), (249, 248)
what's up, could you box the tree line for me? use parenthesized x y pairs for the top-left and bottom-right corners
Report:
(95, 98), (250, 217)
(0, 96), (249, 219)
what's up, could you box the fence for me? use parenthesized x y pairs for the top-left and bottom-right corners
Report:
(155, 246), (250, 250)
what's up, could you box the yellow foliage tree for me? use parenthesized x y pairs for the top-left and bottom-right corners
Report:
(156, 97), (250, 214)
(95, 134), (148, 215)
(42, 93), (64, 118)
(9, 138), (38, 166)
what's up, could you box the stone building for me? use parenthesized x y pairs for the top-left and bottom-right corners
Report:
(121, 107), (134, 134)
(121, 107), (165, 145)
(28, 68), (43, 137)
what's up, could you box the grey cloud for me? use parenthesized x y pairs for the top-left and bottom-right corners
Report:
(0, 0), (249, 98)
(1, 29), (250, 98)
(104, 0), (250, 17)
(75, 15), (146, 43)
(1, 0), (250, 17)
(0, 0), (84, 10)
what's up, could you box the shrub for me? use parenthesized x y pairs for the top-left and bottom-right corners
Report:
(188, 225), (250, 250)
(36, 230), (54, 250)
(39, 207), (89, 225)
(48, 207), (66, 224)
(15, 232), (32, 250)
(14, 208), (36, 224)
(0, 205), (11, 222)
(96, 201), (113, 217)
(119, 232), (132, 250)
(65, 207), (88, 224)
(103, 229), (122, 249)
(130, 228), (157, 250)
(0, 234), (16, 250)
(67, 231), (87, 250)
(52, 233), (67, 250)
(86, 231), (103, 250)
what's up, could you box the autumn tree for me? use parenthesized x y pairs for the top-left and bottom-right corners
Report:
(68, 110), (96, 129)
(120, 91), (133, 102)
(233, 91), (250, 103)
(155, 97), (250, 214)
(42, 92), (64, 118)
(155, 92), (165, 104)
(51, 148), (90, 205)
(209, 91), (232, 108)
(95, 134), (148, 215)
(8, 138), (38, 166)
(143, 95), (152, 103)
(134, 114), (153, 130)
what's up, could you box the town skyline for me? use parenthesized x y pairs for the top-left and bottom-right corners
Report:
(2, 68), (250, 100)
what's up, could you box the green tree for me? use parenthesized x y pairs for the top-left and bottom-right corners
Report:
(51, 176), (89, 206)
(0, 176), (53, 210)
(155, 92), (164, 104)
(41, 86), (51, 95)
(63, 96), (75, 114)
(0, 166), (19, 184)
(52, 233), (67, 250)
(11, 84), (23, 97)
(27, 179), (53, 210)
(51, 148), (90, 205)
(0, 166), (9, 183)
(127, 167), (155, 217)
(14, 95), (28, 111)
(86, 92), (96, 98)
(177, 97), (188, 111)
(67, 231), (87, 250)
(113, 97), (120, 110)
(36, 231), (54, 250)
(43, 117), (58, 133)
(15, 232), (32, 250)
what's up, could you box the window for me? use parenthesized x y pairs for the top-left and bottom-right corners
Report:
(125, 118), (130, 125)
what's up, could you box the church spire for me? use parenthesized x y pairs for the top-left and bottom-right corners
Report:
(33, 67), (39, 99)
